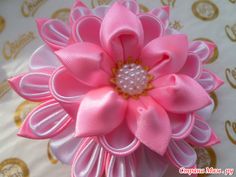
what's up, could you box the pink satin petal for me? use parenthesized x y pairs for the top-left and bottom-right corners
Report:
(70, 5), (91, 25)
(18, 99), (72, 139)
(55, 42), (113, 87)
(118, 0), (139, 14)
(150, 74), (211, 113)
(75, 87), (127, 137)
(186, 115), (220, 147)
(36, 19), (70, 50)
(127, 97), (171, 155)
(72, 138), (106, 177)
(72, 15), (101, 46)
(98, 122), (140, 156)
(195, 98), (214, 120)
(29, 45), (61, 71)
(166, 139), (197, 168)
(105, 154), (137, 177)
(141, 35), (188, 77)
(135, 145), (169, 177)
(139, 14), (164, 46)
(169, 113), (195, 140)
(188, 40), (216, 63)
(9, 71), (52, 102)
(50, 66), (93, 103)
(93, 6), (109, 18)
(149, 6), (170, 29)
(100, 2), (143, 61)
(50, 120), (83, 164)
(197, 69), (224, 93)
(178, 53), (202, 79)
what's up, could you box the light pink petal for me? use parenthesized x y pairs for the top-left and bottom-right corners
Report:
(135, 145), (169, 177)
(166, 139), (197, 168)
(9, 71), (52, 102)
(93, 6), (109, 18)
(18, 99), (72, 139)
(70, 0), (91, 25)
(98, 122), (140, 156)
(169, 113), (195, 140)
(139, 14), (164, 46)
(150, 74), (211, 113)
(50, 120), (83, 164)
(36, 19), (70, 51)
(118, 0), (139, 14)
(127, 97), (171, 155)
(186, 115), (220, 147)
(178, 53), (202, 79)
(55, 42), (113, 87)
(195, 98), (214, 120)
(100, 2), (143, 61)
(105, 154), (136, 177)
(72, 15), (102, 46)
(141, 35), (188, 77)
(197, 69), (224, 92)
(72, 138), (106, 177)
(149, 6), (170, 29)
(29, 45), (61, 71)
(189, 40), (216, 63)
(75, 87), (127, 137)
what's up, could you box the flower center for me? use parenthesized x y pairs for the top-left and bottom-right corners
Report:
(111, 60), (153, 98)
(116, 63), (148, 95)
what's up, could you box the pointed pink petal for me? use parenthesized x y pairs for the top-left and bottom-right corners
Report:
(75, 87), (127, 137)
(105, 153), (137, 177)
(186, 115), (220, 147)
(98, 121), (140, 156)
(166, 139), (197, 168)
(72, 15), (102, 46)
(169, 113), (195, 140)
(149, 6), (170, 29)
(36, 19), (70, 51)
(8, 71), (52, 102)
(189, 40), (216, 63)
(127, 97), (171, 155)
(141, 35), (188, 77)
(70, 0), (91, 25)
(178, 53), (202, 79)
(135, 145), (169, 177)
(18, 99), (72, 139)
(55, 42), (113, 87)
(100, 2), (143, 61)
(29, 45), (61, 71)
(50, 120), (83, 164)
(195, 98), (214, 120)
(150, 74), (211, 113)
(139, 14), (164, 46)
(118, 0), (139, 14)
(93, 6), (109, 18)
(197, 69), (224, 92)
(72, 138), (106, 177)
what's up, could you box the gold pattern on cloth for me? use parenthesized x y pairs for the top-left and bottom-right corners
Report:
(0, 16), (5, 33)
(192, 0), (219, 21)
(225, 24), (236, 42)
(193, 38), (219, 64)
(0, 80), (10, 100)
(210, 92), (218, 112)
(14, 100), (40, 128)
(225, 67), (236, 89)
(225, 120), (236, 145)
(47, 142), (58, 165)
(51, 8), (70, 23)
(91, 0), (111, 8)
(21, 0), (47, 17)
(195, 147), (217, 177)
(139, 4), (149, 13)
(160, 0), (176, 8)
(169, 20), (183, 31)
(2, 32), (35, 61)
(0, 158), (29, 177)
(228, 0), (236, 4)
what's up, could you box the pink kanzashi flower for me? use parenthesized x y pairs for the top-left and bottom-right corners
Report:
(9, 0), (223, 177)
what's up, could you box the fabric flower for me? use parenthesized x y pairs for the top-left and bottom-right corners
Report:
(8, 0), (223, 177)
